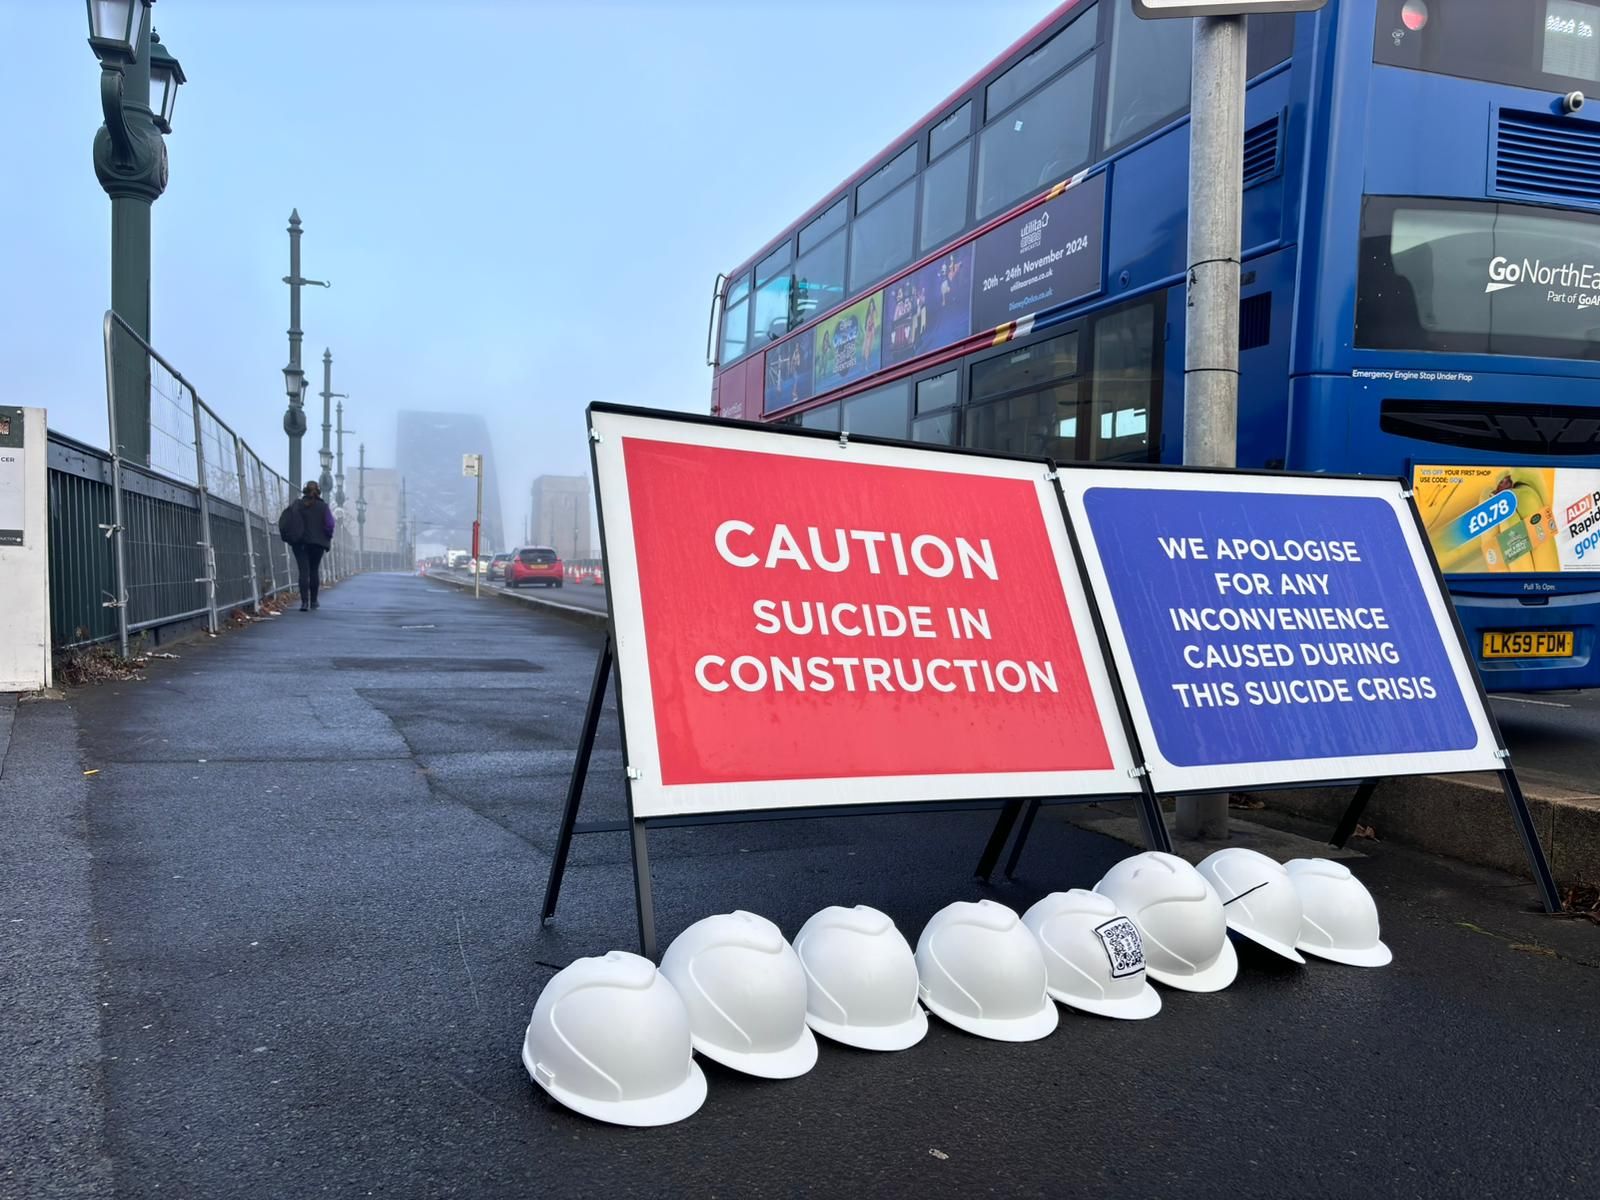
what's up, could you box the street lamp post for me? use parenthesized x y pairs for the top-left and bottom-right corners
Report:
(318, 349), (346, 497)
(398, 477), (409, 563)
(356, 443), (368, 562)
(334, 401), (352, 509)
(87, 0), (184, 466)
(282, 211), (328, 489)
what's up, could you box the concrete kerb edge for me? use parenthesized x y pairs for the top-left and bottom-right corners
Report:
(1256, 772), (1600, 887)
(422, 571), (609, 630)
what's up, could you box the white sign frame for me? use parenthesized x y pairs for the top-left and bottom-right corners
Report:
(1058, 467), (1502, 794)
(1132, 0), (1328, 17)
(590, 408), (1141, 819)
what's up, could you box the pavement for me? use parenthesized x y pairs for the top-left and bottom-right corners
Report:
(3, 572), (1598, 1199)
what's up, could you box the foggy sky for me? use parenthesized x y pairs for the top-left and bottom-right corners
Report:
(3, 0), (1054, 531)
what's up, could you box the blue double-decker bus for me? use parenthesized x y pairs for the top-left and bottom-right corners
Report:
(707, 0), (1600, 692)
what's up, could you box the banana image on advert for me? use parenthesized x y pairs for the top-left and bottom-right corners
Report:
(1413, 465), (1559, 576)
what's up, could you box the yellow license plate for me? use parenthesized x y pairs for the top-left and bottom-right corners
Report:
(1482, 631), (1575, 659)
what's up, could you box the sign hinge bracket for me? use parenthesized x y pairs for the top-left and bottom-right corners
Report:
(625, 766), (643, 781)
(1399, 488), (1415, 500)
(837, 431), (849, 450)
(1494, 748), (1511, 762)
(1127, 764), (1149, 779)
(589, 429), (602, 443)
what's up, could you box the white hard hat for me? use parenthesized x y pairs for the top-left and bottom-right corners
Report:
(1285, 858), (1392, 967)
(1095, 851), (1238, 992)
(659, 911), (818, 1078)
(521, 950), (707, 1127)
(1021, 889), (1162, 1020)
(915, 899), (1058, 1042)
(793, 905), (927, 1052)
(1197, 847), (1306, 964)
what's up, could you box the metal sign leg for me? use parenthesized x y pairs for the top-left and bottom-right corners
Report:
(1330, 779), (1380, 848)
(1499, 769), (1563, 914)
(631, 818), (658, 960)
(974, 799), (1025, 881)
(1136, 778), (1174, 856)
(1003, 799), (1043, 880)
(540, 635), (613, 925)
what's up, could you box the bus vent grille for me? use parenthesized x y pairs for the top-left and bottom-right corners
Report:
(1494, 109), (1600, 207)
(1239, 293), (1272, 350)
(1242, 114), (1283, 188)
(1380, 399), (1600, 455)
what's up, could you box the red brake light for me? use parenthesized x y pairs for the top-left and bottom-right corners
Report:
(1401, 0), (1428, 31)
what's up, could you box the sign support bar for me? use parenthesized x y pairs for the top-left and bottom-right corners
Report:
(1499, 768), (1562, 913)
(541, 634), (614, 925)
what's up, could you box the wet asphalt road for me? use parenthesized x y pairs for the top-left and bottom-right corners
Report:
(1490, 689), (1600, 793)
(4, 572), (1598, 1199)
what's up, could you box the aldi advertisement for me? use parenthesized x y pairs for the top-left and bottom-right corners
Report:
(1414, 464), (1600, 573)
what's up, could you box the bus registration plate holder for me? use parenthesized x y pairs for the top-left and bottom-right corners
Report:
(1482, 631), (1575, 659)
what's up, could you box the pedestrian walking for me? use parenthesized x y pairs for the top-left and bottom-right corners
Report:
(278, 481), (336, 611)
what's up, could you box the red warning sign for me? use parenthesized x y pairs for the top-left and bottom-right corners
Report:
(591, 409), (1135, 817)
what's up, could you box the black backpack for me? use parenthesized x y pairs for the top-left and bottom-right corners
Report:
(278, 502), (304, 545)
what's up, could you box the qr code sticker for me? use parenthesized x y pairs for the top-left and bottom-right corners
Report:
(1095, 916), (1145, 979)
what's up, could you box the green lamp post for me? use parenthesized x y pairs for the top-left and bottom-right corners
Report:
(87, 0), (184, 466)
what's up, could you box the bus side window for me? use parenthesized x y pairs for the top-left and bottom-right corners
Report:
(1089, 303), (1158, 463)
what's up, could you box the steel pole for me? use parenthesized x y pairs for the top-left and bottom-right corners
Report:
(335, 401), (346, 508)
(233, 432), (261, 614)
(1178, 14), (1247, 841)
(93, 6), (162, 468)
(357, 443), (367, 564)
(474, 459), (484, 600)
(318, 349), (334, 496)
(285, 212), (305, 488)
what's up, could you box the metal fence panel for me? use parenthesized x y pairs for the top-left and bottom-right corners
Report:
(41, 312), (415, 655)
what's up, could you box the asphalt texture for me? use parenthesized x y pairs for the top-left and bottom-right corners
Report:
(1491, 689), (1600, 793)
(3, 572), (1598, 1199)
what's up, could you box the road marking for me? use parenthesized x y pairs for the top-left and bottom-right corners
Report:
(1490, 695), (1571, 709)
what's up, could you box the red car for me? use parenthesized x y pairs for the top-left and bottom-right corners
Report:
(506, 545), (564, 588)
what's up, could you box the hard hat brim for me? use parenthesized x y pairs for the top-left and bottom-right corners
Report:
(1226, 923), (1308, 965)
(523, 1043), (708, 1127)
(922, 996), (1059, 1042)
(1145, 935), (1238, 992)
(1297, 938), (1392, 968)
(1049, 981), (1162, 1020)
(806, 1005), (928, 1052)
(692, 1024), (819, 1078)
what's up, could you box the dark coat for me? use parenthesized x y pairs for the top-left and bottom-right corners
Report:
(279, 497), (335, 549)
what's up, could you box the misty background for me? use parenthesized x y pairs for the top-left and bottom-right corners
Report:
(2, 0), (1055, 537)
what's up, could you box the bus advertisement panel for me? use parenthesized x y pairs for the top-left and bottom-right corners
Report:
(764, 333), (813, 413)
(884, 245), (974, 367)
(971, 172), (1107, 332)
(1413, 465), (1600, 574)
(812, 293), (883, 394)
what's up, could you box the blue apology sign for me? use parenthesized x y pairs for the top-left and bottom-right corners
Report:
(1060, 470), (1501, 792)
